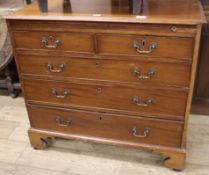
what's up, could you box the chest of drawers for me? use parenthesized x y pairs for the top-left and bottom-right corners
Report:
(6, 0), (205, 171)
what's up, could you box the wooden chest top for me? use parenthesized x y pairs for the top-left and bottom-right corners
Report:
(5, 0), (206, 25)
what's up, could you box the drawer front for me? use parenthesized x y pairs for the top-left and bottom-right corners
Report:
(18, 55), (191, 87)
(97, 34), (194, 59)
(23, 79), (187, 119)
(28, 105), (183, 148)
(13, 31), (95, 53)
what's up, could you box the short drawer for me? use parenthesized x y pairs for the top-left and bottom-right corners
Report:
(97, 34), (194, 59)
(18, 55), (191, 87)
(28, 105), (183, 148)
(13, 31), (95, 53)
(23, 79), (187, 120)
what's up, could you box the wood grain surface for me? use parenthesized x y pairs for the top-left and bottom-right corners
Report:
(28, 104), (183, 148)
(5, 0), (206, 25)
(17, 54), (191, 88)
(6, 0), (205, 170)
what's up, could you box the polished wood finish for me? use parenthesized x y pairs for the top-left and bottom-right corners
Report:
(28, 105), (183, 148)
(28, 126), (186, 171)
(160, 150), (186, 171)
(17, 54), (191, 88)
(28, 129), (49, 149)
(14, 31), (95, 54)
(13, 31), (194, 59)
(10, 20), (197, 37)
(6, 0), (205, 171)
(97, 34), (194, 59)
(6, 0), (205, 25)
(182, 24), (202, 148)
(23, 78), (187, 120)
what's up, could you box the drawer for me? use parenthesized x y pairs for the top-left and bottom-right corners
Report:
(13, 31), (95, 53)
(97, 34), (194, 59)
(18, 55), (191, 87)
(28, 105), (183, 148)
(23, 79), (187, 120)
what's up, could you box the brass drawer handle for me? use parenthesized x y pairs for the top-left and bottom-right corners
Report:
(131, 126), (150, 138)
(51, 88), (70, 98)
(47, 63), (65, 73)
(171, 26), (177, 32)
(55, 116), (72, 127)
(133, 68), (156, 80)
(41, 36), (61, 49)
(132, 96), (153, 107)
(132, 41), (157, 54)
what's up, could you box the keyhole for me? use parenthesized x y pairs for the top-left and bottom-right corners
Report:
(142, 40), (146, 46)
(95, 60), (100, 67)
(97, 87), (102, 93)
(99, 116), (103, 120)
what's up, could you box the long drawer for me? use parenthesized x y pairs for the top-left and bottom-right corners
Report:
(17, 55), (191, 87)
(23, 79), (187, 120)
(28, 105), (183, 148)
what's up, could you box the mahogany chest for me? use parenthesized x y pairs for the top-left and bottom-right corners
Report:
(6, 0), (205, 170)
